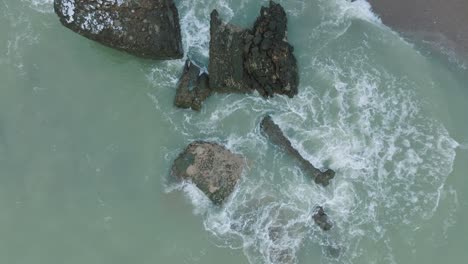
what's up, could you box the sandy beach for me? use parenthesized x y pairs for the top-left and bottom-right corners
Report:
(367, 0), (468, 57)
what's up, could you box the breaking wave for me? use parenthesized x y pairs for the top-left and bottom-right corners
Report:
(15, 0), (460, 263)
(1, 0), (461, 263)
(154, 0), (459, 263)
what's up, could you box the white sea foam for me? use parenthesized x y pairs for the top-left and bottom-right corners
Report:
(149, 1), (459, 263)
(22, 0), (54, 13)
(0, 6), (39, 74)
(2, 0), (460, 262)
(173, 181), (214, 215)
(161, 75), (458, 263)
(178, 0), (234, 61)
(61, 0), (75, 23)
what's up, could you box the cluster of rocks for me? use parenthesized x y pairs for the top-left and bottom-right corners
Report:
(54, 0), (333, 231)
(171, 116), (335, 231)
(175, 1), (300, 111)
(54, 0), (298, 111)
(209, 1), (298, 98)
(179, 1), (299, 110)
(260, 116), (334, 231)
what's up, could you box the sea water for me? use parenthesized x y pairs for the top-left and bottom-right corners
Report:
(0, 0), (467, 263)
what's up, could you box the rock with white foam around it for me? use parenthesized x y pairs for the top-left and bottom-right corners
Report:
(174, 60), (212, 111)
(209, 1), (299, 97)
(54, 0), (183, 59)
(260, 115), (335, 186)
(313, 206), (333, 231)
(171, 141), (245, 205)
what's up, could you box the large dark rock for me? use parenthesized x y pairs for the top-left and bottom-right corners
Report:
(209, 10), (251, 93)
(260, 115), (335, 186)
(209, 1), (298, 97)
(54, 0), (183, 59)
(244, 1), (298, 97)
(171, 141), (245, 205)
(174, 60), (212, 111)
(313, 206), (333, 231)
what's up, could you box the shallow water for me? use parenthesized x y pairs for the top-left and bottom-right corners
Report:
(1, 0), (467, 263)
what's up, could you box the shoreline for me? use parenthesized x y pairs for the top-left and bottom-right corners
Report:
(366, 0), (468, 62)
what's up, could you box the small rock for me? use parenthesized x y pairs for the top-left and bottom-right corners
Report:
(174, 60), (212, 111)
(260, 115), (335, 186)
(313, 206), (333, 231)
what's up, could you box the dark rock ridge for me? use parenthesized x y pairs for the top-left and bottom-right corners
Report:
(209, 1), (298, 97)
(54, 0), (183, 59)
(260, 115), (335, 186)
(313, 206), (333, 231)
(209, 10), (251, 93)
(174, 60), (211, 111)
(243, 1), (298, 97)
(171, 141), (245, 205)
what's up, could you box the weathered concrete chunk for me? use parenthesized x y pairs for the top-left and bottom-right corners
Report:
(209, 1), (298, 97)
(54, 0), (183, 59)
(260, 115), (335, 186)
(171, 141), (245, 205)
(313, 206), (333, 231)
(175, 60), (212, 111)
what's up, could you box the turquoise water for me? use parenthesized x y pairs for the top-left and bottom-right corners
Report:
(1, 0), (467, 263)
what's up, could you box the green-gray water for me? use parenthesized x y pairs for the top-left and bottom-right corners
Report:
(1, 0), (467, 263)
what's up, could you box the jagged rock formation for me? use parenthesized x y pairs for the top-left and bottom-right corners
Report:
(171, 141), (245, 205)
(174, 1), (298, 111)
(209, 1), (298, 96)
(174, 60), (211, 111)
(243, 1), (298, 97)
(313, 206), (333, 231)
(260, 115), (335, 186)
(209, 10), (251, 93)
(54, 0), (183, 59)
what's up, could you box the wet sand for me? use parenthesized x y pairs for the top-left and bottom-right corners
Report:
(367, 0), (468, 58)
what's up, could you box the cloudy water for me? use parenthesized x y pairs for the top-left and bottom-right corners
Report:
(1, 0), (467, 263)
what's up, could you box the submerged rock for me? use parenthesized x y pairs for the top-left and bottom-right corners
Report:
(174, 60), (212, 111)
(54, 0), (183, 59)
(313, 206), (333, 231)
(209, 1), (298, 96)
(260, 115), (335, 186)
(171, 141), (245, 205)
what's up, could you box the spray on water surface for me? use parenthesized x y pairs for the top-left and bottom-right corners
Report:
(1, 0), (466, 264)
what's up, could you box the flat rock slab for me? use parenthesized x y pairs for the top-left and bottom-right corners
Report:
(54, 0), (183, 59)
(171, 141), (245, 205)
(260, 115), (335, 186)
